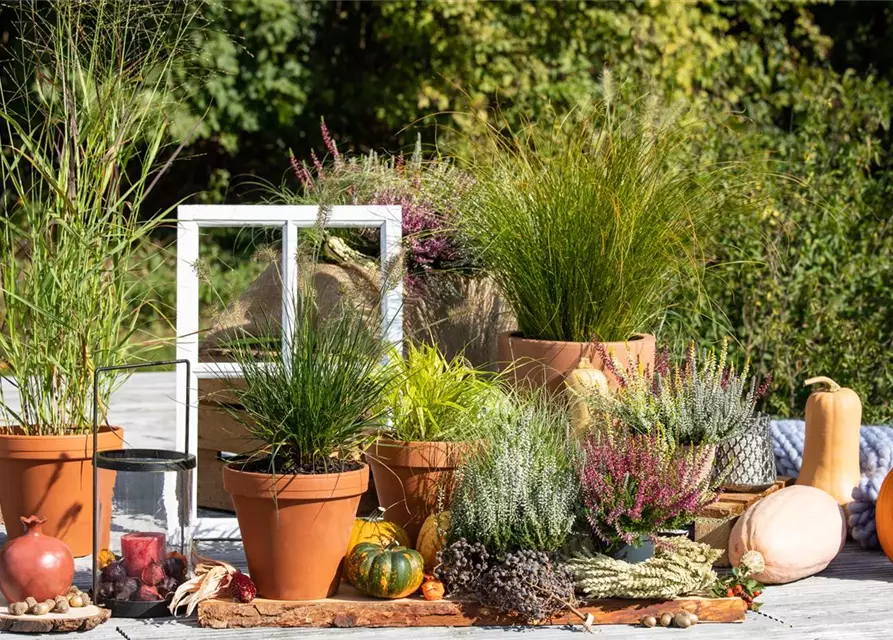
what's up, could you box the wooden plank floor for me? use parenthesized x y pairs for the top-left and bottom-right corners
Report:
(2, 373), (892, 639)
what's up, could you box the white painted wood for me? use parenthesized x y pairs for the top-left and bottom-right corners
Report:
(175, 205), (403, 539)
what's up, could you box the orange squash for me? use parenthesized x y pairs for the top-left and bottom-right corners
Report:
(420, 577), (445, 601)
(877, 470), (893, 563)
(346, 511), (411, 560)
(795, 376), (862, 506)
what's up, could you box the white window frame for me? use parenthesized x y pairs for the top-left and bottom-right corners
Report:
(175, 205), (403, 539)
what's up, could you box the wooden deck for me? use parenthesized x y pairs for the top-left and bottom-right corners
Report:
(2, 373), (891, 638)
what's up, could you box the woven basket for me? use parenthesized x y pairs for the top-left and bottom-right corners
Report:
(713, 413), (776, 491)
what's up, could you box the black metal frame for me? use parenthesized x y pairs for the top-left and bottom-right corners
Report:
(91, 359), (191, 617)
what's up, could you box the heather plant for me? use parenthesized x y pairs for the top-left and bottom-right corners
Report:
(275, 120), (473, 285)
(586, 339), (771, 445)
(449, 395), (579, 556)
(382, 342), (504, 443)
(579, 427), (716, 552)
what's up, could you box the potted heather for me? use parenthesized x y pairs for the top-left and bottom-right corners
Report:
(221, 285), (395, 600)
(0, 1), (198, 556)
(579, 426), (717, 561)
(368, 342), (502, 541)
(454, 76), (748, 392)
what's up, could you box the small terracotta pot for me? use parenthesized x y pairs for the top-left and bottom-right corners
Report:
(367, 440), (466, 543)
(223, 463), (369, 600)
(497, 332), (656, 393)
(0, 427), (122, 557)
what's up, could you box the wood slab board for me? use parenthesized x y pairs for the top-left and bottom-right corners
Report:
(198, 587), (746, 629)
(0, 604), (110, 634)
(699, 477), (792, 519)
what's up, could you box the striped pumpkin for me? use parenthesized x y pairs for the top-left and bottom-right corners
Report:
(345, 542), (424, 599)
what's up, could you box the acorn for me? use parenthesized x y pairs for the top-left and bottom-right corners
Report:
(68, 593), (85, 608)
(30, 602), (50, 616)
(674, 612), (692, 628)
(641, 615), (657, 628)
(659, 612), (673, 627)
(8, 602), (28, 616)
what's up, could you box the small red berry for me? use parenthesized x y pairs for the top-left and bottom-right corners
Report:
(725, 588), (735, 598)
(753, 590), (762, 597)
(733, 584), (744, 595)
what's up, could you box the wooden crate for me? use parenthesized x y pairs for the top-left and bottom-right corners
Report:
(198, 586), (746, 629)
(694, 477), (793, 566)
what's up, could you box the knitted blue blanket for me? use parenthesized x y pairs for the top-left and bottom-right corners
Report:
(770, 419), (893, 549)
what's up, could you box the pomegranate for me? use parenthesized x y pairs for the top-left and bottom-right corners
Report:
(0, 516), (74, 602)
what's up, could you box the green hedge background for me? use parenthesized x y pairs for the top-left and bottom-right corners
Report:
(7, 0), (891, 421)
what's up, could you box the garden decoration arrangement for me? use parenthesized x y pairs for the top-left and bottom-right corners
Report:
(0, 1), (198, 556)
(454, 77), (751, 392)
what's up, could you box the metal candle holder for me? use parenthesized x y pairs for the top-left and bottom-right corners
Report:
(91, 360), (195, 618)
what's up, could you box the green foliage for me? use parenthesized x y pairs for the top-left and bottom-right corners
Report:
(454, 89), (749, 343)
(226, 275), (395, 473)
(0, 0), (200, 433)
(449, 395), (579, 556)
(382, 342), (502, 443)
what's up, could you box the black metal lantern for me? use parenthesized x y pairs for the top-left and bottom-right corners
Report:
(91, 360), (195, 618)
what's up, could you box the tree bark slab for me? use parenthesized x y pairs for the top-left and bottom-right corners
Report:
(198, 587), (746, 629)
(0, 604), (110, 633)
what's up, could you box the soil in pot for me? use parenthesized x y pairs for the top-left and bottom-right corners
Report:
(366, 440), (465, 543)
(497, 332), (656, 393)
(0, 427), (122, 557)
(222, 460), (369, 601)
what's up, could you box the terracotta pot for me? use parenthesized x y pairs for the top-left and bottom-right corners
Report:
(497, 332), (656, 393)
(223, 463), (369, 600)
(0, 427), (122, 557)
(0, 515), (74, 602)
(366, 440), (466, 542)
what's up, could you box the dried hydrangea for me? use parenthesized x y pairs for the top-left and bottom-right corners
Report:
(739, 550), (766, 575)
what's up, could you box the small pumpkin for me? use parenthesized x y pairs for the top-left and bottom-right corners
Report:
(420, 577), (445, 601)
(877, 470), (893, 563)
(345, 542), (425, 599)
(796, 376), (862, 505)
(345, 510), (412, 560)
(416, 511), (451, 572)
(566, 357), (609, 435)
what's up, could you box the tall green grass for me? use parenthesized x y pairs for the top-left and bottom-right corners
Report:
(454, 84), (751, 343)
(0, 1), (201, 434)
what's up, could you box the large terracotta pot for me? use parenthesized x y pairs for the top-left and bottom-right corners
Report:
(222, 463), (369, 600)
(497, 332), (656, 392)
(367, 440), (465, 543)
(0, 427), (122, 557)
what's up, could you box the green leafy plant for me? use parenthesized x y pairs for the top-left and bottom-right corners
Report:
(712, 550), (765, 611)
(225, 260), (397, 474)
(449, 394), (579, 555)
(381, 342), (502, 443)
(454, 79), (751, 343)
(586, 339), (771, 445)
(0, 0), (200, 434)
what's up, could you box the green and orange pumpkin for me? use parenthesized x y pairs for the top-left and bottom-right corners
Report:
(345, 542), (425, 599)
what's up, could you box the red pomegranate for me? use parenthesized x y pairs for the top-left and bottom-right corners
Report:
(0, 516), (74, 602)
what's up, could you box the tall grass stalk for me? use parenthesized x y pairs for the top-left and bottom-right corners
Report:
(455, 87), (751, 343)
(0, 1), (201, 434)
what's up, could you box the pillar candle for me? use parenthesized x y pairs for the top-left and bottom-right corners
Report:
(121, 532), (166, 578)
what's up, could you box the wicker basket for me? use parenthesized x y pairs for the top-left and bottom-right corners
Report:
(713, 413), (776, 491)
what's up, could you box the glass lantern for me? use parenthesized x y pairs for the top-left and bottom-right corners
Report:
(91, 360), (195, 618)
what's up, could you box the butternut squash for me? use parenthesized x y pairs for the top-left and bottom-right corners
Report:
(566, 357), (609, 435)
(796, 376), (862, 506)
(728, 485), (846, 584)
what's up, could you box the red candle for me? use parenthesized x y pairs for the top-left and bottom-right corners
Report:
(121, 532), (166, 578)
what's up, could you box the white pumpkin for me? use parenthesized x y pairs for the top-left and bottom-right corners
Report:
(728, 485), (846, 584)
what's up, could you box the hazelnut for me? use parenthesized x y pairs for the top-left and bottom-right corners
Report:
(30, 602), (50, 616)
(641, 615), (657, 628)
(674, 612), (692, 628)
(8, 602), (29, 616)
(68, 593), (85, 608)
(659, 612), (673, 627)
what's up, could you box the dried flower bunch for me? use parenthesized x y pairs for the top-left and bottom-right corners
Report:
(579, 427), (716, 551)
(589, 338), (771, 445)
(449, 396), (579, 555)
(569, 536), (721, 600)
(283, 120), (473, 285)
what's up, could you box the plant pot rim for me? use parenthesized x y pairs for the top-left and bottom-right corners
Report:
(368, 438), (469, 468)
(0, 425), (124, 457)
(499, 331), (655, 347)
(222, 461), (369, 499)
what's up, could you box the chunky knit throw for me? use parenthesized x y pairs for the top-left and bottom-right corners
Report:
(770, 419), (893, 549)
